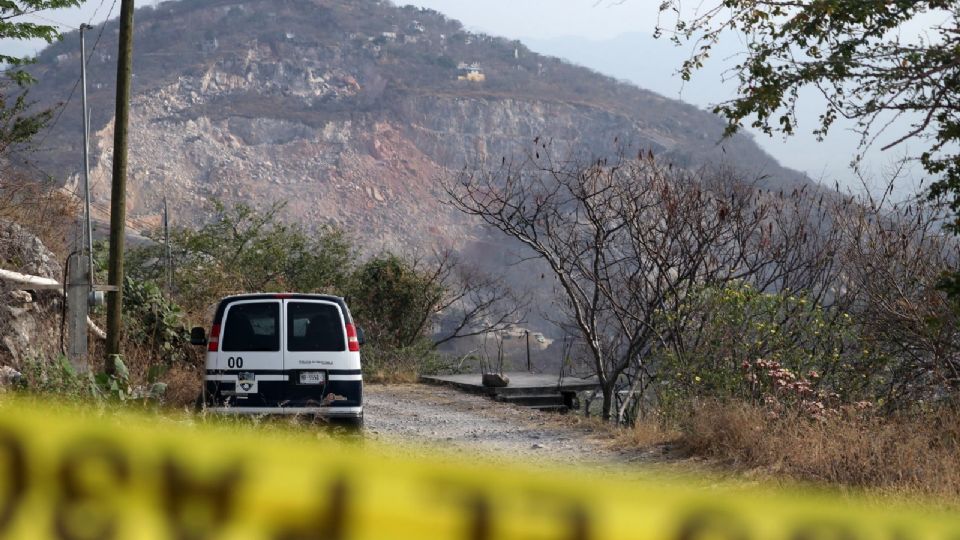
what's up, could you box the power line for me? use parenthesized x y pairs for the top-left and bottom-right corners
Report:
(6, 153), (157, 233)
(24, 12), (78, 30)
(87, 0), (109, 26)
(2, 6), (47, 21)
(61, 185), (159, 232)
(33, 0), (119, 151)
(85, 0), (118, 64)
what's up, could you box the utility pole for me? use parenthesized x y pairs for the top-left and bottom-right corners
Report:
(163, 197), (172, 295)
(80, 23), (95, 285)
(105, 0), (136, 370)
(68, 23), (97, 372)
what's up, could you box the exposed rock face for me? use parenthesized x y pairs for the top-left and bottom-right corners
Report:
(24, 0), (812, 254)
(0, 220), (63, 368)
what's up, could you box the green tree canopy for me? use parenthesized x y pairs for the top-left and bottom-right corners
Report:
(125, 200), (352, 312)
(347, 254), (445, 349)
(1, 0), (83, 154)
(658, 1), (960, 219)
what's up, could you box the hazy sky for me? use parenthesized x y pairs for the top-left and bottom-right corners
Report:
(5, 0), (940, 194)
(404, 0), (931, 195)
(406, 0), (659, 40)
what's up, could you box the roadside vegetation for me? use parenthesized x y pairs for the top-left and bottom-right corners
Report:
(3, 0), (960, 502)
(98, 198), (520, 400)
(447, 142), (960, 498)
(3, 193), (519, 405)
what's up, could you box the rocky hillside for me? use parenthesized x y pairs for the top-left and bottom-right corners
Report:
(0, 220), (63, 368)
(23, 0), (812, 250)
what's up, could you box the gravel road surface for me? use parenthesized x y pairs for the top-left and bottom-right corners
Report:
(363, 384), (662, 466)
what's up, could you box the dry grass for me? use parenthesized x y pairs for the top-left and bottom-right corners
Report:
(88, 337), (204, 408)
(615, 417), (680, 449)
(360, 343), (444, 384)
(364, 369), (420, 384)
(161, 364), (203, 408)
(677, 401), (960, 499)
(0, 175), (78, 261)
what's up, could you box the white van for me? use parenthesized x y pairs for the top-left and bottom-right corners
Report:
(191, 293), (364, 426)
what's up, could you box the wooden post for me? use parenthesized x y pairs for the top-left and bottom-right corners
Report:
(105, 0), (136, 370)
(525, 330), (531, 372)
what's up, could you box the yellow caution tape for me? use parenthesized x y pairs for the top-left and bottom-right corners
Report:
(0, 399), (955, 539)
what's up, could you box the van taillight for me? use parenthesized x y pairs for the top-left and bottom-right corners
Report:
(345, 323), (360, 352)
(208, 324), (221, 352)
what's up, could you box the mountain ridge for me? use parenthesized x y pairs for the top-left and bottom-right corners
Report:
(20, 0), (814, 251)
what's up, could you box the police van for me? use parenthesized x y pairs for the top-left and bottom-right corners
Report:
(191, 294), (364, 426)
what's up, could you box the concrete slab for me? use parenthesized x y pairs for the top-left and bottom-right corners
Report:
(420, 372), (600, 397)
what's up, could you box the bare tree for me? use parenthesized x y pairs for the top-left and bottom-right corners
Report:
(421, 249), (526, 347)
(446, 142), (802, 421)
(836, 173), (960, 406)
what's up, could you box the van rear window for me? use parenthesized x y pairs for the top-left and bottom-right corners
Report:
(221, 302), (280, 352)
(287, 302), (345, 352)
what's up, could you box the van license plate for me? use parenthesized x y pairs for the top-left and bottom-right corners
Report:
(300, 372), (325, 385)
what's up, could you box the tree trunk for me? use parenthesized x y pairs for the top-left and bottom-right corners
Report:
(617, 370), (646, 425)
(601, 384), (614, 421)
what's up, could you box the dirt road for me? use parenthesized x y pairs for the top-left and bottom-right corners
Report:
(363, 384), (664, 467)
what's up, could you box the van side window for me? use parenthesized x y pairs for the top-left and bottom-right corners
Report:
(287, 302), (345, 352)
(222, 302), (280, 352)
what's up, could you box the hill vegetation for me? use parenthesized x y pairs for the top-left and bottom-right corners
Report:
(23, 0), (811, 193)
(5, 0), (959, 501)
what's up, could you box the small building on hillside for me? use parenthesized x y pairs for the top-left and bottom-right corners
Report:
(457, 62), (485, 82)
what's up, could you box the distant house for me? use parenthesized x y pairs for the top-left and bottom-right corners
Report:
(381, 31), (397, 42)
(456, 62), (485, 82)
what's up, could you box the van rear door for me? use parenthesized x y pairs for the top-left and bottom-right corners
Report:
(283, 299), (348, 385)
(218, 299), (283, 395)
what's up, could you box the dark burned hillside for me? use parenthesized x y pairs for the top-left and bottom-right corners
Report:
(23, 0), (811, 249)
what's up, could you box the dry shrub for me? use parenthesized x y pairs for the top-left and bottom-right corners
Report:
(364, 359), (421, 384)
(162, 364), (202, 408)
(615, 418), (680, 449)
(361, 341), (447, 384)
(88, 333), (203, 408)
(679, 401), (960, 498)
(0, 174), (78, 261)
